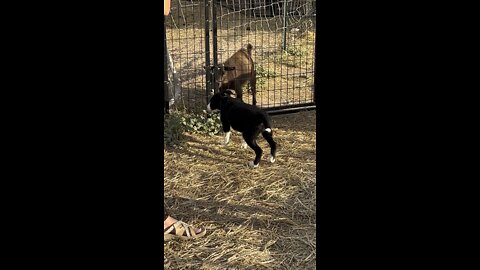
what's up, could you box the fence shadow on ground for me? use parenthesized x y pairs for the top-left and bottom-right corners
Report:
(270, 109), (316, 133)
(169, 86), (208, 113)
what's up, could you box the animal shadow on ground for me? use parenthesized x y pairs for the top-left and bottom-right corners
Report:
(166, 134), (243, 166)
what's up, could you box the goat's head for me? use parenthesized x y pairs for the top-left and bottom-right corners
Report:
(214, 64), (235, 89)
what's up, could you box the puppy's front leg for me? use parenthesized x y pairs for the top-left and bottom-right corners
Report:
(221, 118), (231, 146)
(224, 130), (231, 145)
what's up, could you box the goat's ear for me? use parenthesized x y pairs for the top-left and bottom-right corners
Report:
(224, 66), (236, 71)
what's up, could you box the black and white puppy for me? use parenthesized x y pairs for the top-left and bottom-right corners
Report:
(206, 92), (277, 168)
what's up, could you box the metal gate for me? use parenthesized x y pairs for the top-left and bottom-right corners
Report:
(165, 0), (316, 114)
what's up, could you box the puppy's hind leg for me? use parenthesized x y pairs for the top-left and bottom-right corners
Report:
(262, 129), (277, 163)
(243, 132), (262, 168)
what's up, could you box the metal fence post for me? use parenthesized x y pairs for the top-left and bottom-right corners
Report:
(164, 16), (170, 114)
(314, 22), (317, 104)
(212, 0), (219, 94)
(282, 0), (288, 50)
(204, 0), (212, 106)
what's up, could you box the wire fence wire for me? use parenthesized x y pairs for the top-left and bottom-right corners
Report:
(165, 0), (316, 113)
(165, 0), (208, 112)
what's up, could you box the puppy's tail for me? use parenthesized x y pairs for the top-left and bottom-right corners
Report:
(261, 114), (273, 134)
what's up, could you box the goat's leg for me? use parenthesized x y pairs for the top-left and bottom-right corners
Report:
(234, 80), (243, 102)
(251, 70), (257, 106)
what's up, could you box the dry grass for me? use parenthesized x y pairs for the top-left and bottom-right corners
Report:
(164, 110), (316, 269)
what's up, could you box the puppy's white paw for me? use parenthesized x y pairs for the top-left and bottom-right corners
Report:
(241, 142), (248, 149)
(248, 161), (259, 168)
(268, 155), (276, 163)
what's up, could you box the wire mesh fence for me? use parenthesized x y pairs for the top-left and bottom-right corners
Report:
(165, 0), (316, 113)
(165, 0), (208, 112)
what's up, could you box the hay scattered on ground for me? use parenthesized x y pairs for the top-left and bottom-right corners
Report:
(165, 110), (316, 270)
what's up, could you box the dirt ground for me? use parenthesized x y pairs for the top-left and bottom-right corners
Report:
(164, 110), (316, 269)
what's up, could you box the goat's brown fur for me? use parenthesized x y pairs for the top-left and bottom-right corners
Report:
(217, 44), (257, 105)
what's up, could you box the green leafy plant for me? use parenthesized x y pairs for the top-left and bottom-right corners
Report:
(285, 46), (307, 57)
(256, 64), (277, 87)
(164, 111), (223, 147)
(164, 112), (186, 147)
(179, 111), (222, 136)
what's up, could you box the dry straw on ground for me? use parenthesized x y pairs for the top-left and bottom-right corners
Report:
(164, 110), (316, 270)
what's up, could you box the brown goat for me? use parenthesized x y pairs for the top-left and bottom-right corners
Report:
(215, 44), (257, 105)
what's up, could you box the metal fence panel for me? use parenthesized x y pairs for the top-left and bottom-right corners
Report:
(165, 0), (209, 112)
(213, 0), (316, 110)
(165, 0), (316, 113)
